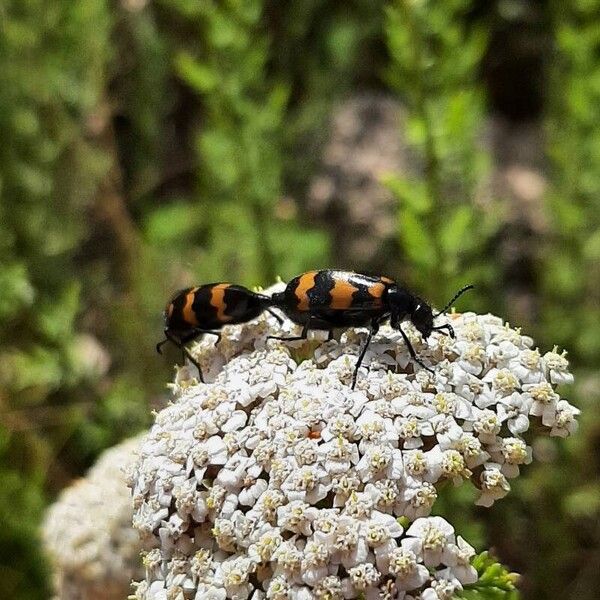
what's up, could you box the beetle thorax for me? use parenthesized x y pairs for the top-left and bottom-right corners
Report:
(386, 285), (417, 319)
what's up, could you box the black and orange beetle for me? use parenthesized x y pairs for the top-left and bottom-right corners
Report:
(270, 270), (473, 388)
(156, 283), (281, 381)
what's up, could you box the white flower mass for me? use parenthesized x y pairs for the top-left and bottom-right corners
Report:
(43, 435), (144, 600)
(129, 295), (578, 600)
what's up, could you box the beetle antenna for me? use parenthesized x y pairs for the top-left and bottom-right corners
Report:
(156, 338), (169, 354)
(434, 284), (474, 317)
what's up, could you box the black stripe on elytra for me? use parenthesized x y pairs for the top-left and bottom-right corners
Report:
(308, 270), (337, 307)
(171, 288), (189, 315)
(192, 284), (217, 321)
(169, 287), (192, 329)
(352, 277), (384, 307)
(222, 286), (239, 319)
(223, 285), (253, 320)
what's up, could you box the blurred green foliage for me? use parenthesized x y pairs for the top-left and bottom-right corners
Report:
(543, 0), (600, 362)
(0, 2), (112, 596)
(0, 0), (599, 599)
(168, 0), (328, 282)
(384, 0), (497, 307)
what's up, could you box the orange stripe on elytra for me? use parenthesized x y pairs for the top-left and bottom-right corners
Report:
(295, 271), (318, 311)
(210, 283), (233, 322)
(367, 282), (386, 306)
(182, 287), (200, 326)
(330, 279), (359, 309)
(380, 276), (395, 284)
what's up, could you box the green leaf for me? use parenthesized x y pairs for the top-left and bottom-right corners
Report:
(328, 19), (360, 67)
(4, 346), (64, 394)
(564, 483), (600, 518)
(270, 222), (330, 278)
(383, 175), (432, 214)
(266, 83), (290, 118)
(198, 128), (241, 189)
(456, 552), (520, 600)
(0, 263), (34, 320)
(143, 201), (204, 246)
(35, 281), (80, 343)
(543, 253), (585, 297)
(208, 11), (248, 49)
(440, 205), (474, 255)
(583, 228), (600, 260)
(175, 53), (219, 93)
(399, 210), (437, 269)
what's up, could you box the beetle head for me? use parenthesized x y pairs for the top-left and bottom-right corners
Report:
(410, 298), (435, 339)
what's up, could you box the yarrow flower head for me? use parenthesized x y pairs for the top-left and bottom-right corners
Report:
(43, 436), (144, 600)
(129, 287), (578, 599)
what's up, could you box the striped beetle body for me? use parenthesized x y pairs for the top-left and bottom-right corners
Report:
(271, 270), (473, 388)
(157, 283), (277, 381)
(273, 270), (395, 328)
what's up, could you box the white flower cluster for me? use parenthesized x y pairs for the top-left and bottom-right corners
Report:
(43, 435), (144, 600)
(129, 306), (578, 599)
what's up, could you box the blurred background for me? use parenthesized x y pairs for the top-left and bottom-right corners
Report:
(1, 0), (599, 598)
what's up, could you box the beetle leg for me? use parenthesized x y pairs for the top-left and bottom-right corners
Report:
(181, 346), (205, 383)
(266, 308), (285, 325)
(267, 333), (306, 342)
(158, 329), (207, 382)
(156, 328), (185, 354)
(351, 321), (379, 389)
(156, 337), (169, 354)
(398, 326), (434, 373)
(433, 323), (455, 338)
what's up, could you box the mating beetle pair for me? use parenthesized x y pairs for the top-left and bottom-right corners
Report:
(157, 270), (473, 387)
